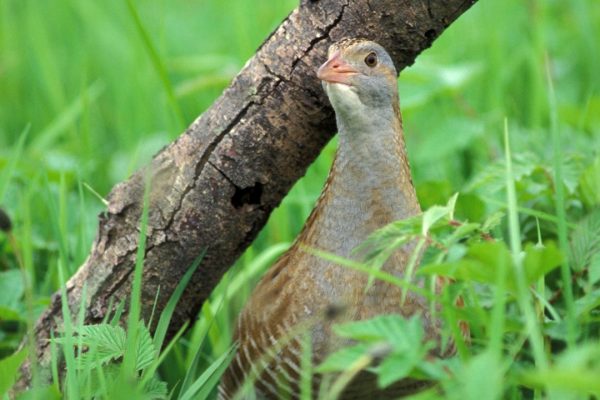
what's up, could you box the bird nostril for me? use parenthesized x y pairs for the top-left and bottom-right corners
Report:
(332, 63), (339, 69)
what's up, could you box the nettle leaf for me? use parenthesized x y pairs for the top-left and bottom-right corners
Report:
(318, 316), (432, 388)
(80, 324), (126, 351)
(569, 210), (600, 276)
(422, 194), (458, 235)
(579, 157), (600, 208)
(142, 376), (168, 400)
(481, 211), (504, 233)
(449, 351), (503, 400)
(418, 242), (511, 286)
(0, 270), (24, 312)
(562, 154), (586, 195)
(467, 152), (540, 193)
(590, 254), (600, 286)
(135, 324), (156, 371)
(0, 348), (28, 396)
(332, 315), (424, 349)
(455, 193), (487, 223)
(358, 215), (422, 262)
(419, 241), (562, 291)
(574, 289), (600, 318)
(55, 322), (157, 372)
(522, 242), (563, 283)
(68, 324), (127, 369)
(377, 349), (426, 388)
(0, 306), (22, 321)
(316, 343), (371, 373)
(520, 343), (600, 395)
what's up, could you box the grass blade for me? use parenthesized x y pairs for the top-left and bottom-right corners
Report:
(545, 54), (576, 346)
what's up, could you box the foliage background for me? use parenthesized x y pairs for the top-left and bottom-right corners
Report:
(0, 0), (599, 398)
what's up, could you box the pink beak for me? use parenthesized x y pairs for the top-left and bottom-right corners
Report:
(317, 51), (358, 85)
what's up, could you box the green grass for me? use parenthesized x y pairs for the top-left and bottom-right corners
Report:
(1, 0), (600, 398)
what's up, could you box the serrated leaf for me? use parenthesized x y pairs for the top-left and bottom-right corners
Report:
(467, 152), (540, 193)
(15, 385), (61, 400)
(589, 253), (600, 285)
(78, 324), (126, 352)
(481, 211), (504, 233)
(319, 315), (431, 385)
(418, 242), (511, 287)
(69, 324), (127, 369)
(55, 322), (156, 372)
(520, 344), (600, 395)
(0, 305), (23, 321)
(419, 241), (562, 291)
(452, 351), (503, 400)
(0, 348), (28, 396)
(422, 194), (458, 235)
(135, 324), (157, 371)
(574, 289), (600, 318)
(455, 193), (486, 223)
(522, 242), (563, 283)
(316, 344), (371, 373)
(569, 210), (600, 274)
(377, 350), (423, 388)
(142, 376), (168, 399)
(332, 315), (424, 350)
(0, 270), (24, 310)
(579, 157), (600, 207)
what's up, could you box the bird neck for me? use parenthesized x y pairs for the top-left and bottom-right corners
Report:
(298, 101), (420, 258)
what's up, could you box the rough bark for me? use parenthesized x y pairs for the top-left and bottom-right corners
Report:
(16, 0), (477, 389)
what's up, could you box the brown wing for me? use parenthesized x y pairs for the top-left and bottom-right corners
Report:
(219, 251), (310, 399)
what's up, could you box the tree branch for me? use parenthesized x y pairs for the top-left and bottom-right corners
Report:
(16, 0), (477, 390)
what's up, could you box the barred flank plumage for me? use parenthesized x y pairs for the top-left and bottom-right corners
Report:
(219, 39), (468, 400)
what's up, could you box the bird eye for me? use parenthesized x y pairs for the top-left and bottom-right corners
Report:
(364, 52), (377, 67)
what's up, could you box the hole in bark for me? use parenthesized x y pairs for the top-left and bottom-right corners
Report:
(325, 303), (346, 320)
(269, 264), (283, 281)
(425, 29), (437, 40)
(0, 207), (12, 232)
(231, 182), (263, 209)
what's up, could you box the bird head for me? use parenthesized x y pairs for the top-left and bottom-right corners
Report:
(317, 38), (398, 113)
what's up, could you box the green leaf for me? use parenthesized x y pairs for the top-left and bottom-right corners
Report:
(15, 385), (61, 400)
(0, 270), (24, 310)
(589, 253), (600, 286)
(135, 324), (157, 371)
(419, 241), (562, 291)
(333, 315), (424, 350)
(58, 322), (157, 373)
(142, 376), (168, 400)
(0, 305), (23, 321)
(422, 193), (458, 235)
(520, 344), (600, 395)
(66, 324), (127, 369)
(455, 193), (486, 222)
(449, 351), (503, 400)
(0, 348), (28, 396)
(574, 288), (600, 318)
(316, 344), (371, 373)
(569, 210), (600, 275)
(522, 242), (563, 283)
(417, 181), (453, 210)
(377, 347), (428, 388)
(318, 315), (432, 388)
(419, 242), (511, 287)
(579, 157), (600, 207)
